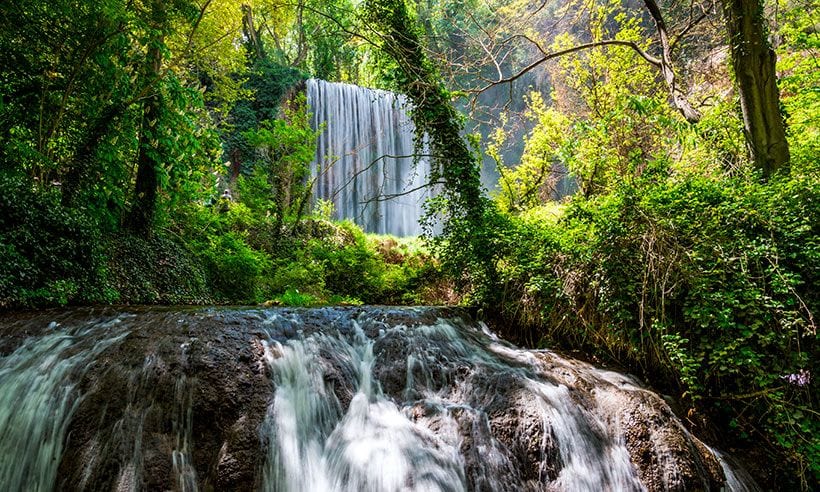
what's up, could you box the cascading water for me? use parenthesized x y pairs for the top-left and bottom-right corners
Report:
(0, 307), (759, 491)
(307, 79), (432, 236)
(260, 318), (465, 492)
(0, 317), (128, 491)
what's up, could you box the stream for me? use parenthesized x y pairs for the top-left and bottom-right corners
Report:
(0, 306), (758, 491)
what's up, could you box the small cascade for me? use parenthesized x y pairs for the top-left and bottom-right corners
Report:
(307, 79), (433, 236)
(709, 447), (762, 492)
(0, 318), (128, 491)
(0, 307), (761, 491)
(260, 320), (465, 492)
(256, 315), (648, 491)
(172, 374), (198, 492)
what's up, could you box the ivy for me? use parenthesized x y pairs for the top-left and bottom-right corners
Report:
(363, 0), (503, 300)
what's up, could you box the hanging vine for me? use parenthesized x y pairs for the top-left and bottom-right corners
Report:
(362, 0), (504, 299)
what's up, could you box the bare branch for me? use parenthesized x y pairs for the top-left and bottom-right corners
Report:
(670, 2), (712, 53)
(183, 0), (214, 57)
(362, 180), (445, 204)
(329, 152), (440, 202)
(470, 39), (662, 97)
(643, 0), (702, 122)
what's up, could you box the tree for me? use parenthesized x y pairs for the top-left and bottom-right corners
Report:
(363, 0), (501, 294)
(125, 0), (166, 235)
(723, 0), (790, 177)
(122, 0), (247, 234)
(466, 0), (790, 178)
(240, 94), (318, 237)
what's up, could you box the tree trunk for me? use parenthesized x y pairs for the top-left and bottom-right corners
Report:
(61, 104), (124, 206)
(293, 0), (308, 67)
(643, 0), (702, 123)
(365, 0), (498, 295)
(241, 4), (265, 60)
(723, 0), (790, 177)
(125, 40), (163, 236)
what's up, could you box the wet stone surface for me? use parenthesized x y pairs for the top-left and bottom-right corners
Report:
(0, 306), (753, 491)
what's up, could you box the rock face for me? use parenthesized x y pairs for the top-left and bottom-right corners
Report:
(0, 307), (755, 491)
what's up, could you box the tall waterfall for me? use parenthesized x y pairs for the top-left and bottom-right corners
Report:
(307, 79), (432, 236)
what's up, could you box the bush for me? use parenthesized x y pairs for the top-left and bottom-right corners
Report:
(199, 231), (272, 303)
(105, 233), (211, 305)
(275, 288), (319, 307)
(488, 171), (819, 485)
(308, 221), (386, 301)
(0, 175), (111, 308)
(269, 254), (326, 298)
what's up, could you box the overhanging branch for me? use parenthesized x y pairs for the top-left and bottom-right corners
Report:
(470, 39), (662, 96)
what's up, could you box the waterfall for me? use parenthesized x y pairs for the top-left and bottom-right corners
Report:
(260, 319), (465, 492)
(0, 318), (128, 491)
(307, 79), (433, 236)
(0, 307), (761, 491)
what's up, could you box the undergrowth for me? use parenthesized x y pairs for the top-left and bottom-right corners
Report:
(482, 170), (818, 487)
(0, 176), (450, 310)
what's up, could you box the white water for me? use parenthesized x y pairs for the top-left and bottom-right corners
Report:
(0, 308), (761, 491)
(260, 315), (650, 491)
(261, 323), (465, 492)
(710, 447), (762, 492)
(0, 319), (128, 492)
(307, 79), (433, 236)
(172, 374), (198, 492)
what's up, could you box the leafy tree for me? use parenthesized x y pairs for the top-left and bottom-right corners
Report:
(771, 0), (818, 173)
(222, 59), (304, 181)
(239, 94), (318, 236)
(363, 0), (503, 299)
(463, 0), (792, 178)
(490, 94), (571, 212)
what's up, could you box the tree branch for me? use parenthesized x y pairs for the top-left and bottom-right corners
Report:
(643, 0), (702, 122)
(470, 39), (662, 96)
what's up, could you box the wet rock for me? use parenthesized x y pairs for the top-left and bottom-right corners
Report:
(0, 307), (753, 491)
(41, 309), (272, 491)
(534, 352), (725, 492)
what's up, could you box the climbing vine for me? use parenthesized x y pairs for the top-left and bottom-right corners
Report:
(362, 0), (504, 299)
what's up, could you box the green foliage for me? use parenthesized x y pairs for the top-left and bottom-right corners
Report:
(307, 221), (382, 298)
(250, 0), (370, 83)
(239, 93), (318, 233)
(0, 0), (238, 225)
(776, 0), (820, 174)
(199, 231), (271, 303)
(269, 257), (326, 299)
(171, 193), (447, 307)
(0, 175), (110, 307)
(365, 0), (502, 301)
(105, 233), (211, 304)
(489, 171), (819, 484)
(222, 59), (305, 176)
(275, 288), (319, 307)
(492, 94), (572, 212)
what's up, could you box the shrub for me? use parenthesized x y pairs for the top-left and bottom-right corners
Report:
(200, 231), (272, 303)
(105, 233), (210, 305)
(275, 288), (319, 307)
(488, 171), (818, 484)
(0, 174), (110, 308)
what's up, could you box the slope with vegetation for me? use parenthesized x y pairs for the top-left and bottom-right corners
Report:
(0, 0), (447, 309)
(364, 0), (818, 486)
